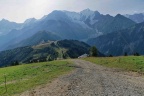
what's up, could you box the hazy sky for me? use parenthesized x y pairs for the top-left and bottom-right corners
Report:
(0, 0), (144, 23)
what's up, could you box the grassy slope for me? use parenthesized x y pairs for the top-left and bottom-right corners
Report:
(0, 60), (74, 96)
(84, 56), (144, 72)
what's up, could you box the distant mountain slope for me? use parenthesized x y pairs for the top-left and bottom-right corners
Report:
(125, 13), (144, 23)
(87, 22), (144, 56)
(0, 19), (22, 35)
(0, 9), (136, 51)
(0, 40), (92, 67)
(84, 14), (136, 34)
(6, 30), (62, 50)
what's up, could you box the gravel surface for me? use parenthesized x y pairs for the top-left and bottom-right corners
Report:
(20, 59), (144, 96)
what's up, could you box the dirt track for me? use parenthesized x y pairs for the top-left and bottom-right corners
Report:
(20, 59), (144, 96)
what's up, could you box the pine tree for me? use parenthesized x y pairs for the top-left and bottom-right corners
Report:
(124, 52), (127, 56)
(109, 54), (113, 57)
(90, 46), (98, 57)
(15, 60), (19, 65)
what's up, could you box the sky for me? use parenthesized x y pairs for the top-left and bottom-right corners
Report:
(0, 0), (144, 23)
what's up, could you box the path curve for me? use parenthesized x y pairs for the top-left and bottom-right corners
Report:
(20, 59), (144, 96)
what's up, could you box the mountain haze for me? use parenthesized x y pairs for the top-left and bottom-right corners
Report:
(0, 19), (22, 35)
(0, 9), (136, 51)
(87, 22), (144, 56)
(125, 13), (144, 23)
(6, 31), (61, 50)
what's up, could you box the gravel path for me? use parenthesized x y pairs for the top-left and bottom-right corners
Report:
(20, 59), (144, 96)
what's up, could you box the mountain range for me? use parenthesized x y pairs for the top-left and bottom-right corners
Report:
(87, 22), (144, 56)
(0, 8), (144, 57)
(0, 19), (22, 35)
(0, 9), (136, 51)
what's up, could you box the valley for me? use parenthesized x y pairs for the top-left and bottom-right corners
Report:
(0, 1), (144, 95)
(0, 9), (138, 55)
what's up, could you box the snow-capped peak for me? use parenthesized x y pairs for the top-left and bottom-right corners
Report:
(64, 11), (80, 20)
(80, 8), (94, 18)
(124, 14), (130, 18)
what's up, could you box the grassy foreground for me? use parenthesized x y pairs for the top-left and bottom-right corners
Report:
(84, 56), (144, 73)
(0, 60), (73, 96)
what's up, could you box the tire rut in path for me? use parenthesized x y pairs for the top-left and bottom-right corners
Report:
(20, 59), (144, 96)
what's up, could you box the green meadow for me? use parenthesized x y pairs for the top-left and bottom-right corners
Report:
(84, 56), (144, 73)
(0, 60), (74, 96)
